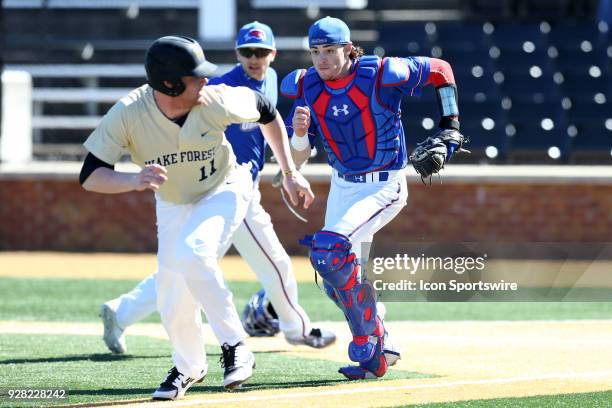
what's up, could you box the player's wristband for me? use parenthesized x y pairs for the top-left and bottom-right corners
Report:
(282, 168), (296, 178)
(290, 132), (310, 151)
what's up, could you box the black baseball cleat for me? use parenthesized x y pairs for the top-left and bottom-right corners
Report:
(152, 366), (205, 401)
(220, 341), (256, 391)
(286, 328), (337, 348)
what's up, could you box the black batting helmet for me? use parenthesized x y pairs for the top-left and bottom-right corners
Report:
(144, 35), (217, 97)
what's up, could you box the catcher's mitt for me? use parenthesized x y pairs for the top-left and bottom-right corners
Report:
(409, 128), (468, 182)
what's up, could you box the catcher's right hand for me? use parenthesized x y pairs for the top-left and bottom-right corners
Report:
(409, 128), (468, 180)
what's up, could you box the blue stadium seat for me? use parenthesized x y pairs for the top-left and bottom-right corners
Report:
(506, 101), (568, 161)
(441, 47), (496, 73)
(560, 72), (612, 101)
(431, 22), (489, 52)
(554, 48), (609, 74)
(548, 22), (610, 51)
(460, 100), (508, 159)
(495, 48), (554, 74)
(455, 71), (501, 103)
(565, 100), (612, 161)
(567, 119), (612, 162)
(499, 71), (561, 102)
(489, 23), (548, 49)
(378, 22), (431, 56)
(565, 101), (611, 120)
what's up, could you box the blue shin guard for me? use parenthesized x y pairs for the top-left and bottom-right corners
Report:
(338, 334), (389, 380)
(309, 230), (382, 363)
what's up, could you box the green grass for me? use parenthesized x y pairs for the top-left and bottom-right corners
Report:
(408, 390), (612, 407)
(1, 277), (612, 323)
(0, 333), (428, 407)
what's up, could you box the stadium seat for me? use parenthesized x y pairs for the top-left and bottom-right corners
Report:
(560, 72), (612, 101)
(506, 101), (568, 161)
(378, 22), (431, 56)
(548, 22), (610, 51)
(431, 22), (489, 52)
(489, 22), (549, 49)
(554, 48), (609, 74)
(567, 119), (612, 163)
(499, 70), (561, 103)
(441, 47), (496, 73)
(455, 100), (508, 161)
(495, 48), (554, 74)
(455, 71), (501, 103)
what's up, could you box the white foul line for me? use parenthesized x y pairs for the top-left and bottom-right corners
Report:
(141, 369), (612, 407)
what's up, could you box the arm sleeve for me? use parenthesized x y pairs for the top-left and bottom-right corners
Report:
(253, 91), (278, 124)
(79, 152), (114, 185)
(425, 58), (460, 130)
(424, 58), (456, 87)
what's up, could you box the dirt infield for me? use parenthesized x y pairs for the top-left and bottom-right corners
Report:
(2, 319), (612, 407)
(0, 252), (313, 282)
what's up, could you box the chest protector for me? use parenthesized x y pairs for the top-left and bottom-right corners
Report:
(302, 56), (401, 175)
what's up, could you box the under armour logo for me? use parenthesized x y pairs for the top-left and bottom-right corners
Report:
(332, 104), (349, 116)
(356, 175), (364, 181)
(317, 259), (326, 265)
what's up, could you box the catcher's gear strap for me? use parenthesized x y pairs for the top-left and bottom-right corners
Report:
(79, 152), (114, 185)
(254, 91), (277, 124)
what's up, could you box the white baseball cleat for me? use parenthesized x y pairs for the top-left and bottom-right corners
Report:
(377, 302), (401, 366)
(100, 300), (127, 354)
(220, 342), (255, 390)
(383, 336), (402, 366)
(152, 366), (206, 400)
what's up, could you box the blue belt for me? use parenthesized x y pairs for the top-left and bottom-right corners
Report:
(336, 171), (390, 183)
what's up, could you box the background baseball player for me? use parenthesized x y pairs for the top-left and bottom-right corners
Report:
(282, 17), (465, 380)
(80, 35), (313, 400)
(99, 22), (336, 358)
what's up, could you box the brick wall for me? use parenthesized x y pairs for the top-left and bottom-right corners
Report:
(1, 169), (611, 253)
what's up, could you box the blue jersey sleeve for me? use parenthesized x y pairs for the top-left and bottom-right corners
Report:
(379, 56), (431, 97)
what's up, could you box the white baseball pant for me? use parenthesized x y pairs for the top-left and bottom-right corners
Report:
(112, 178), (312, 346)
(154, 165), (252, 378)
(323, 169), (408, 271)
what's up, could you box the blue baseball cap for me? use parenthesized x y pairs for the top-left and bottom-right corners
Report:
(236, 21), (275, 50)
(308, 16), (351, 48)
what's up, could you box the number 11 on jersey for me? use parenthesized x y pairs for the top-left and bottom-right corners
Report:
(199, 159), (217, 182)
